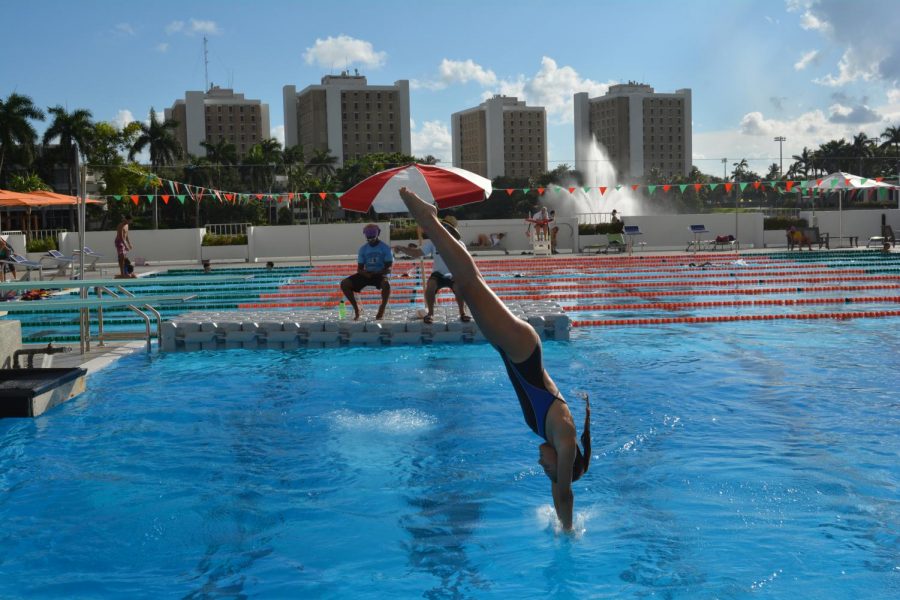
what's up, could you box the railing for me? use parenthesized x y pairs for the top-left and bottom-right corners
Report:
(205, 223), (251, 236)
(1, 228), (67, 243)
(575, 212), (617, 226)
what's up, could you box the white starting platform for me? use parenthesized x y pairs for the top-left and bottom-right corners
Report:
(532, 237), (552, 256)
(160, 300), (570, 351)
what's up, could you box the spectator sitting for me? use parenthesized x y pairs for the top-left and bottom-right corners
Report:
(469, 232), (507, 253)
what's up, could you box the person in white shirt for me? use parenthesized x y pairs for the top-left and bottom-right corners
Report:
(393, 220), (471, 324)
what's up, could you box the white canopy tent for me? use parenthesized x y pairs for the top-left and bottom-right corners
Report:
(810, 172), (895, 245)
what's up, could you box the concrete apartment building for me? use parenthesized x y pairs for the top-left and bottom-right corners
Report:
(165, 86), (271, 160)
(574, 83), (692, 181)
(282, 72), (411, 167)
(451, 95), (547, 180)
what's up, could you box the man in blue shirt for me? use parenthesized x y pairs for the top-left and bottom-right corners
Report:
(340, 223), (393, 320)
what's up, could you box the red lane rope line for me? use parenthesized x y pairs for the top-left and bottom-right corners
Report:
(565, 296), (900, 312)
(572, 310), (900, 327)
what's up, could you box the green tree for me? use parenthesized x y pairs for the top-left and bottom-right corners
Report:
(42, 105), (94, 195)
(0, 93), (45, 186)
(128, 108), (182, 228)
(308, 148), (338, 179)
(879, 124), (900, 156)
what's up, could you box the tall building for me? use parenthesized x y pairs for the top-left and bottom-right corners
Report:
(574, 83), (692, 180)
(283, 72), (411, 167)
(451, 95), (547, 180)
(165, 86), (271, 159)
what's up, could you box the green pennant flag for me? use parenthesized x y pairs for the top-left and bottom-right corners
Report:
(335, 192), (343, 198)
(615, 184), (622, 191)
(176, 195), (186, 204)
(583, 186), (591, 193)
(739, 182), (749, 192)
(770, 181), (779, 189)
(708, 183), (719, 191)
(830, 178), (837, 188)
(146, 194), (155, 203)
(303, 192), (311, 199)
(522, 188), (530, 194)
(647, 185), (657, 195)
(678, 184), (688, 194)
(879, 187), (887, 200)
(554, 186), (562, 193)
(113, 195), (122, 202)
(860, 178), (868, 185)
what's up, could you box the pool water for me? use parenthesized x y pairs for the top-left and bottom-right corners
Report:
(1, 320), (898, 598)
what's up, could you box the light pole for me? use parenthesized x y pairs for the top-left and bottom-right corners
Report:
(774, 136), (786, 177)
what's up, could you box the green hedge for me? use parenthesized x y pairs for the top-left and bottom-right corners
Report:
(764, 217), (808, 230)
(390, 225), (419, 240)
(202, 233), (248, 246)
(578, 222), (625, 235)
(26, 237), (58, 252)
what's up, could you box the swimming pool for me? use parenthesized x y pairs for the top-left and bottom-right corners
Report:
(1, 318), (898, 597)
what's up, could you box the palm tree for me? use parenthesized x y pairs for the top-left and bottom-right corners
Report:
(199, 139), (237, 188)
(850, 132), (874, 176)
(0, 93), (45, 186)
(42, 105), (94, 196)
(788, 147), (814, 179)
(129, 108), (182, 228)
(879, 125), (900, 156)
(308, 148), (338, 179)
(731, 158), (749, 181)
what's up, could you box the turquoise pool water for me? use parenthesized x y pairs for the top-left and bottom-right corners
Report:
(1, 319), (898, 598)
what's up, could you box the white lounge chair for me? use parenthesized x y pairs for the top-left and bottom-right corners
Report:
(40, 249), (75, 278)
(1, 253), (44, 281)
(73, 246), (104, 271)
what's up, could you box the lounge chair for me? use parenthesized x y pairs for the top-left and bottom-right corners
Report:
(40, 249), (75, 278)
(686, 225), (710, 251)
(623, 225), (646, 252)
(583, 233), (626, 254)
(711, 234), (740, 251)
(0, 253), (44, 281)
(73, 246), (104, 271)
(867, 225), (896, 248)
(788, 227), (829, 250)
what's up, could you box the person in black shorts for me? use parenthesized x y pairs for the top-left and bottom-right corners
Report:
(393, 220), (471, 324)
(341, 223), (393, 320)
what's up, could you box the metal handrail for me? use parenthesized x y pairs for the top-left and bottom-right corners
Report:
(95, 286), (154, 353)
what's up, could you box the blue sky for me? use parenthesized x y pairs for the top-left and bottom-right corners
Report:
(3, 0), (899, 178)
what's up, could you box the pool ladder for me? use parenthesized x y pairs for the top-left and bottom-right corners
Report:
(82, 286), (163, 354)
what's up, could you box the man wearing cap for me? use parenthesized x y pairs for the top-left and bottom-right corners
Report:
(340, 223), (393, 320)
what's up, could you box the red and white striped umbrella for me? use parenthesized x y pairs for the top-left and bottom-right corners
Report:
(339, 163), (492, 213)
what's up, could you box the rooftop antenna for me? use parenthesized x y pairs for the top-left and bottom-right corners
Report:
(203, 36), (209, 91)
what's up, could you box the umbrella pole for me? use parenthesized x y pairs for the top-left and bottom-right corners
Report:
(839, 189), (843, 247)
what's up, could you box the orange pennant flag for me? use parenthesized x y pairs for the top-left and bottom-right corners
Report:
(693, 183), (702, 192)
(225, 193), (234, 202)
(662, 184), (671, 193)
(599, 186), (607, 195)
(130, 194), (139, 205)
(724, 183), (733, 192)
(537, 187), (545, 195)
(567, 187), (576, 194)
(161, 194), (170, 204)
(631, 184), (639, 191)
(506, 188), (514, 196)
(752, 181), (761, 190)
(318, 192), (327, 200)
(785, 181), (794, 191)
(288, 193), (295, 199)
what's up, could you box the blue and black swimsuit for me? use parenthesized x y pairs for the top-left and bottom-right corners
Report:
(497, 345), (565, 440)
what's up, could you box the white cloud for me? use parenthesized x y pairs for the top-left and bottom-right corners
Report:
(439, 59), (497, 87)
(304, 35), (386, 70)
(156, 43), (169, 53)
(190, 19), (221, 35)
(165, 21), (184, 35)
(164, 19), (221, 36)
(112, 110), (136, 129)
(815, 49), (879, 86)
(114, 23), (135, 36)
(411, 120), (452, 162)
(271, 125), (285, 148)
(496, 57), (614, 124)
(790, 0), (900, 86)
(794, 50), (819, 71)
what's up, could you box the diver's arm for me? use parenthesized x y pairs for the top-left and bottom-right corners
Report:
(551, 438), (577, 530)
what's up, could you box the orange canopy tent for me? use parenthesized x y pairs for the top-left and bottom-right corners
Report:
(0, 189), (101, 234)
